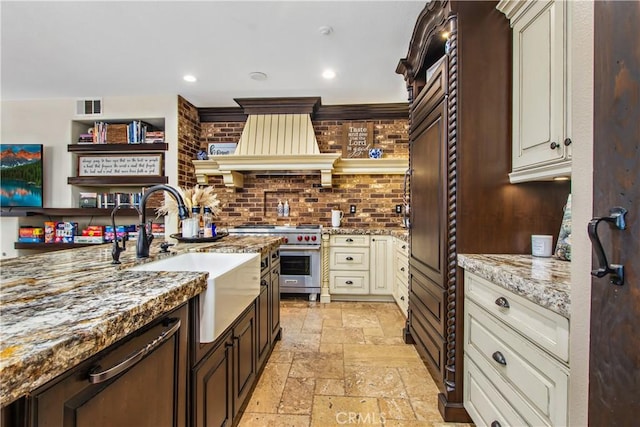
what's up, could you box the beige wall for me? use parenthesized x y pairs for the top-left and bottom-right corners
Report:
(568, 1), (594, 426)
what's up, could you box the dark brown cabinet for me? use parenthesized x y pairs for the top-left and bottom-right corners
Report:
(192, 332), (233, 427)
(192, 304), (256, 427)
(397, 0), (570, 422)
(269, 250), (281, 343)
(256, 281), (270, 369)
(29, 304), (188, 427)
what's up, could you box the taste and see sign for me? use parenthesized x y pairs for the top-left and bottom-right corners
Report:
(342, 122), (374, 159)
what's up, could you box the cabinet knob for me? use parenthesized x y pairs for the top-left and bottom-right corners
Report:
(400, 296), (405, 301)
(492, 351), (507, 366)
(346, 238), (354, 242)
(550, 141), (560, 150)
(564, 138), (572, 146)
(494, 297), (510, 308)
(400, 267), (406, 272)
(491, 421), (502, 427)
(345, 280), (354, 285)
(346, 256), (354, 261)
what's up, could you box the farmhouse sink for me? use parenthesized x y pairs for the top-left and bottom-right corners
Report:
(129, 252), (260, 342)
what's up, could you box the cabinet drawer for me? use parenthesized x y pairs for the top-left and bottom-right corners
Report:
(465, 301), (568, 426)
(465, 271), (569, 362)
(394, 238), (409, 256)
(330, 271), (369, 294)
(464, 355), (529, 427)
(330, 235), (370, 247)
(329, 247), (369, 270)
(395, 254), (409, 280)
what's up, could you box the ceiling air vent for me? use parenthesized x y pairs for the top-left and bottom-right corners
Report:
(76, 98), (102, 116)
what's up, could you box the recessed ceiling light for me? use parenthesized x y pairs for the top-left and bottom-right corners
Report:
(183, 75), (197, 83)
(318, 26), (333, 36)
(249, 72), (268, 81)
(322, 69), (336, 79)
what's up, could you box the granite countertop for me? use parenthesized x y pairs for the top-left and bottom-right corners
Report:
(0, 235), (283, 407)
(457, 254), (571, 319)
(323, 227), (409, 242)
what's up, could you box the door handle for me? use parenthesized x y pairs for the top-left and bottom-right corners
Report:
(588, 207), (627, 286)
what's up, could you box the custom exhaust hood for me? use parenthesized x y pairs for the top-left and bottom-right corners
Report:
(193, 97), (408, 188)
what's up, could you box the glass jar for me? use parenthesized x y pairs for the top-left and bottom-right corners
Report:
(202, 207), (213, 238)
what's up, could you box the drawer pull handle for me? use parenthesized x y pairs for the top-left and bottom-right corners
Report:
(346, 256), (354, 261)
(491, 421), (502, 427)
(88, 318), (181, 384)
(492, 351), (507, 366)
(345, 280), (354, 285)
(346, 238), (354, 242)
(494, 297), (510, 308)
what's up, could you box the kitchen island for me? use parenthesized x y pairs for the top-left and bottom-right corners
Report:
(0, 235), (282, 411)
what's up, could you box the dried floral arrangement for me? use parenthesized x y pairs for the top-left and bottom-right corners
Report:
(156, 185), (221, 218)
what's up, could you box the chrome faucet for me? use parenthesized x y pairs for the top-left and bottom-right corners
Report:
(136, 185), (189, 258)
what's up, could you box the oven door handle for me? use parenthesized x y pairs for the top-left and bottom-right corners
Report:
(279, 245), (321, 251)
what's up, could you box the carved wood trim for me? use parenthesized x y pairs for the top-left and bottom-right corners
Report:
(396, 1), (453, 86)
(444, 15), (458, 393)
(198, 102), (409, 123)
(234, 97), (322, 115)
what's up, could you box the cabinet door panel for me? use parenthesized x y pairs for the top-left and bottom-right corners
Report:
(233, 307), (256, 417)
(193, 336), (233, 427)
(32, 305), (188, 427)
(257, 284), (270, 369)
(512, 0), (566, 170)
(410, 100), (447, 286)
(410, 266), (446, 334)
(270, 265), (281, 342)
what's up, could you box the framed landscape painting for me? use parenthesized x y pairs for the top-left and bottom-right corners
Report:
(0, 144), (44, 208)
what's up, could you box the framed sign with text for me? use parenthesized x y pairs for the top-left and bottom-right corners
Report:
(77, 154), (163, 177)
(342, 122), (374, 158)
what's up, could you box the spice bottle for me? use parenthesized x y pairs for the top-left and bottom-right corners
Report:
(202, 207), (213, 238)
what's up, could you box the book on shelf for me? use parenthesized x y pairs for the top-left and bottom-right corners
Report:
(87, 120), (156, 144)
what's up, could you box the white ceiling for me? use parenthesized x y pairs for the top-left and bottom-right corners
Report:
(1, 1), (426, 108)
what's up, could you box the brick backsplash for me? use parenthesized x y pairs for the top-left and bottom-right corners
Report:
(176, 102), (408, 228)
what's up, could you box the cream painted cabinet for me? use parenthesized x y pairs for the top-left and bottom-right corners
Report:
(369, 236), (393, 295)
(499, 0), (571, 183)
(463, 271), (569, 427)
(393, 237), (409, 317)
(329, 235), (370, 295)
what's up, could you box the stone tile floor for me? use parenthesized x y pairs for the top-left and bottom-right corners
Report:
(238, 299), (474, 427)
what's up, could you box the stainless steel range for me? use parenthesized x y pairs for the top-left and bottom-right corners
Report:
(228, 225), (321, 298)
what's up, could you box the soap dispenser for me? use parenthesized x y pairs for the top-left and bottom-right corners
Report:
(283, 200), (290, 217)
(277, 200), (284, 217)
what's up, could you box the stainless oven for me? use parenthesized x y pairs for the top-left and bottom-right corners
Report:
(279, 246), (320, 295)
(228, 225), (322, 298)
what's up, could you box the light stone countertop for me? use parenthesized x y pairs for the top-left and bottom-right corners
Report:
(322, 227), (409, 242)
(0, 235), (283, 407)
(457, 254), (571, 319)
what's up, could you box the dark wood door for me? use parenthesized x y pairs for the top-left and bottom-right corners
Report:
(193, 332), (233, 427)
(408, 92), (448, 384)
(232, 306), (256, 419)
(590, 1), (640, 425)
(256, 282), (270, 369)
(270, 261), (281, 342)
(31, 305), (188, 427)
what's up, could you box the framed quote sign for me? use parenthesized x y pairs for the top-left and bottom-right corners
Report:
(342, 122), (374, 158)
(77, 154), (163, 177)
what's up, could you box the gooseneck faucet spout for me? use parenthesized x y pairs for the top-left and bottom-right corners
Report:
(136, 185), (189, 258)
